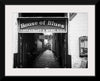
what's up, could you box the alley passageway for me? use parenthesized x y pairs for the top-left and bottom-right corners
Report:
(33, 49), (60, 68)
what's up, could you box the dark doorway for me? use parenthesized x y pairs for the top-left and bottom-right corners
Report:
(17, 33), (68, 68)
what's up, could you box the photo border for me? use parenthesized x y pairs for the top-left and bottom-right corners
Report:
(0, 0), (98, 79)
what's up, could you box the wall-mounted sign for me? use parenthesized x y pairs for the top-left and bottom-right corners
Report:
(17, 18), (68, 33)
(79, 36), (88, 57)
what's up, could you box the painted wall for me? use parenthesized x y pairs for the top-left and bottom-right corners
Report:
(68, 13), (88, 68)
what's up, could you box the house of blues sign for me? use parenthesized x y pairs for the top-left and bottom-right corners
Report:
(17, 18), (68, 33)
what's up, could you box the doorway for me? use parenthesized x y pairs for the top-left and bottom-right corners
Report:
(18, 33), (68, 68)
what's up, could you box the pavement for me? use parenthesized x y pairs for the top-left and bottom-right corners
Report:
(33, 49), (60, 68)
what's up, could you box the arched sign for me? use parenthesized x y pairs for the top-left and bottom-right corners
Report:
(17, 18), (68, 33)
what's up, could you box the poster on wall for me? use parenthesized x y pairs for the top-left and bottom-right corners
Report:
(5, 5), (95, 76)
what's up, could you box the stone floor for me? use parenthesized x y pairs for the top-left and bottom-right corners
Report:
(33, 49), (60, 68)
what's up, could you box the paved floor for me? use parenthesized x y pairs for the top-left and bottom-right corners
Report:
(33, 49), (60, 68)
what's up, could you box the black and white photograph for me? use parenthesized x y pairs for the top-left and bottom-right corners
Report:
(5, 5), (95, 76)
(13, 13), (87, 68)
